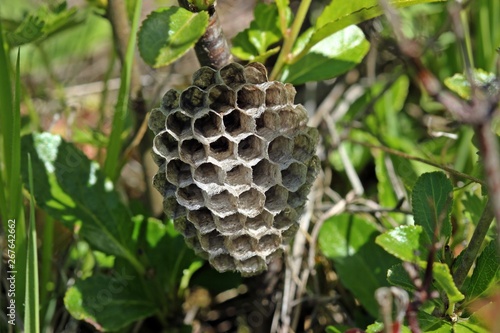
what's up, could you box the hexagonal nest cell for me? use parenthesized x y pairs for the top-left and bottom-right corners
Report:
(149, 62), (319, 276)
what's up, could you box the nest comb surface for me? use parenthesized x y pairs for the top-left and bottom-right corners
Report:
(149, 62), (319, 276)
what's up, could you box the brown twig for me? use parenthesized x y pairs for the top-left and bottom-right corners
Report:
(177, 1), (233, 69)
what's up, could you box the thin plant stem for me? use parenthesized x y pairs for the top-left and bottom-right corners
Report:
(349, 139), (485, 186)
(452, 201), (494, 288)
(270, 0), (312, 81)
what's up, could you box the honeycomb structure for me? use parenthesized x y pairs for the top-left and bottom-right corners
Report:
(149, 62), (319, 276)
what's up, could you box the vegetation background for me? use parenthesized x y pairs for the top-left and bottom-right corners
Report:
(0, 0), (499, 332)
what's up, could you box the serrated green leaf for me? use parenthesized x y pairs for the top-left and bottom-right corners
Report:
(465, 241), (500, 302)
(412, 172), (453, 242)
(418, 311), (453, 332)
(319, 214), (399, 317)
(5, 6), (82, 47)
(387, 263), (419, 291)
(64, 274), (156, 332)
(20, 133), (144, 274)
(281, 25), (369, 84)
(444, 69), (498, 100)
(138, 7), (209, 68)
(376, 225), (429, 263)
(307, 0), (447, 54)
(231, 3), (289, 61)
(433, 262), (465, 303)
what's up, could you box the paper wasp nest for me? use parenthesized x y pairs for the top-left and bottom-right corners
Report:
(149, 63), (319, 276)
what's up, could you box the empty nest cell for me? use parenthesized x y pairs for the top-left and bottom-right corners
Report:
(246, 210), (273, 237)
(166, 111), (192, 138)
(219, 63), (246, 87)
(255, 109), (278, 136)
(293, 133), (316, 163)
(281, 162), (307, 192)
(264, 185), (289, 213)
(208, 84), (236, 113)
(227, 234), (255, 258)
(193, 111), (222, 138)
(214, 213), (246, 235)
(180, 86), (206, 115)
(238, 135), (264, 161)
(243, 62), (268, 84)
(188, 208), (216, 234)
(176, 184), (204, 209)
(238, 188), (265, 218)
(193, 162), (223, 185)
(236, 256), (266, 276)
(273, 207), (298, 230)
(225, 164), (252, 186)
(166, 159), (193, 187)
(161, 89), (180, 110)
(192, 66), (217, 89)
(180, 138), (207, 165)
(209, 253), (236, 272)
(209, 136), (234, 161)
(267, 135), (293, 165)
(264, 82), (288, 107)
(237, 84), (265, 109)
(252, 159), (280, 189)
(256, 233), (281, 253)
(149, 108), (167, 135)
(223, 109), (252, 137)
(154, 131), (178, 159)
(199, 230), (226, 255)
(206, 190), (238, 217)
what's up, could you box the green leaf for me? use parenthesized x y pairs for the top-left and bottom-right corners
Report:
(453, 320), (490, 333)
(20, 133), (144, 274)
(131, 217), (202, 294)
(444, 69), (498, 100)
(387, 263), (419, 291)
(64, 273), (156, 332)
(231, 3), (288, 62)
(138, 7), (209, 67)
(307, 0), (447, 54)
(24, 155), (40, 333)
(319, 214), (399, 317)
(376, 225), (429, 263)
(5, 5), (82, 47)
(412, 172), (453, 242)
(433, 262), (465, 303)
(418, 311), (453, 333)
(280, 25), (369, 84)
(465, 241), (500, 302)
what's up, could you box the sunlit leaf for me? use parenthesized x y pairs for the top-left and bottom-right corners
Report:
(444, 69), (498, 100)
(281, 25), (369, 84)
(138, 7), (209, 68)
(231, 3), (290, 62)
(20, 133), (144, 274)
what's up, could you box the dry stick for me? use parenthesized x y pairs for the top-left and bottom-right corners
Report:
(178, 1), (233, 69)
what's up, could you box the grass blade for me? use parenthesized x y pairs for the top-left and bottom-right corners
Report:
(103, 0), (142, 181)
(25, 154), (40, 333)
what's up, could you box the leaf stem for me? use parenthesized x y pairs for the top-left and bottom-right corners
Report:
(270, 0), (312, 81)
(452, 201), (494, 288)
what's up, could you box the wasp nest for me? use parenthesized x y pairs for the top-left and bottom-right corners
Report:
(149, 62), (319, 276)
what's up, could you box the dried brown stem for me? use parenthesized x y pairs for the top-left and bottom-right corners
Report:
(178, 1), (233, 69)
